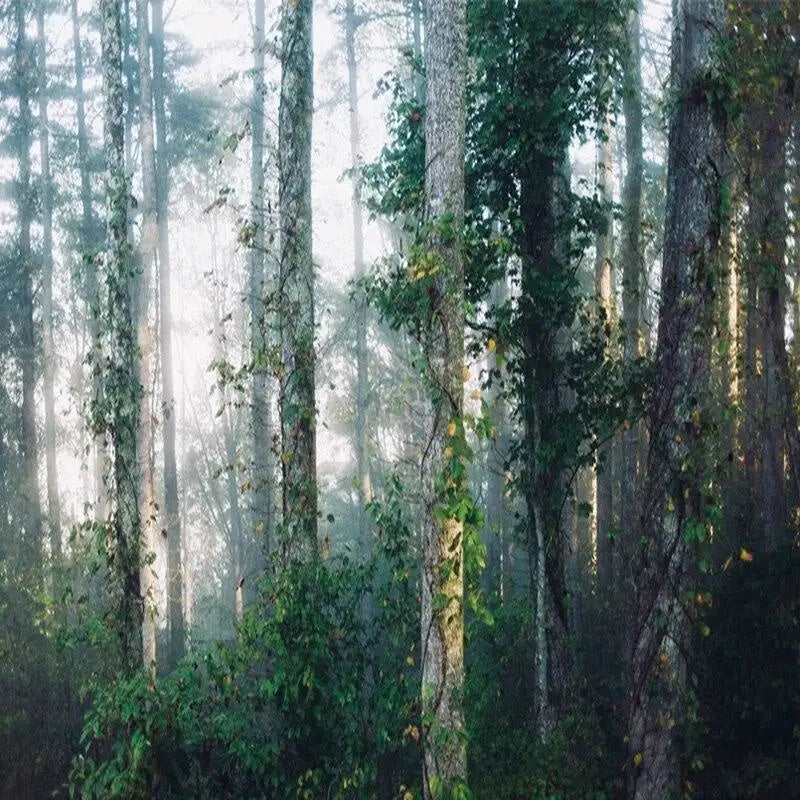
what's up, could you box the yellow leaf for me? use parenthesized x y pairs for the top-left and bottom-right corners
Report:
(487, 338), (497, 353)
(444, 447), (453, 459)
(470, 389), (481, 400)
(739, 548), (753, 562)
(633, 752), (643, 767)
(700, 624), (711, 637)
(446, 421), (456, 438)
(461, 366), (470, 382)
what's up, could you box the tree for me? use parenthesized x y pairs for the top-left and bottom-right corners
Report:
(626, 1), (723, 795)
(13, 0), (43, 570)
(420, 0), (469, 793)
(36, 0), (60, 560)
(619, 0), (644, 578)
(100, 0), (143, 676)
(278, 0), (316, 558)
(151, 0), (185, 663)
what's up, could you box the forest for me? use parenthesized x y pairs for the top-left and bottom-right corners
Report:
(0, 0), (799, 797)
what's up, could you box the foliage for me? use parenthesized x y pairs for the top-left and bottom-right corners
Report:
(69, 485), (421, 799)
(693, 549), (800, 800)
(466, 599), (616, 800)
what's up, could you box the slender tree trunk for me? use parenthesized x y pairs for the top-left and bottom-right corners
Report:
(250, 0), (275, 571)
(278, 0), (317, 559)
(626, 2), (723, 797)
(420, 0), (468, 793)
(14, 0), (43, 570)
(71, 0), (106, 520)
(344, 0), (373, 555)
(619, 0), (644, 587)
(37, 3), (61, 560)
(595, 115), (614, 593)
(136, 0), (159, 671)
(101, 0), (143, 676)
(151, 0), (184, 665)
(753, 83), (800, 547)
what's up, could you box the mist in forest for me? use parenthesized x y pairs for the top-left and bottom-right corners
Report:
(1, 0), (799, 798)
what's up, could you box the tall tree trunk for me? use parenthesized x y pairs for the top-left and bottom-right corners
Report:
(101, 0), (143, 676)
(752, 79), (800, 547)
(71, 0), (106, 520)
(619, 0), (644, 587)
(420, 0), (468, 793)
(344, 0), (373, 556)
(278, 0), (317, 559)
(36, 2), (61, 560)
(594, 115), (614, 593)
(151, 0), (184, 665)
(136, 0), (159, 671)
(626, 1), (723, 797)
(250, 0), (275, 572)
(14, 0), (43, 570)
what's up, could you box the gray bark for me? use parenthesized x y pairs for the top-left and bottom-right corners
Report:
(626, 1), (723, 796)
(151, 0), (184, 664)
(420, 0), (468, 793)
(136, 0), (159, 671)
(278, 0), (317, 559)
(14, 0), (43, 569)
(594, 116), (614, 592)
(619, 0), (644, 585)
(37, 2), (61, 560)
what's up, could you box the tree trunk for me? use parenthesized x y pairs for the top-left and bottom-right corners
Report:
(14, 0), (43, 570)
(250, 0), (275, 574)
(420, 0), (468, 793)
(151, 0), (184, 665)
(101, 0), (143, 676)
(278, 0), (317, 559)
(36, 2), (61, 561)
(344, 0), (373, 556)
(136, 0), (159, 672)
(626, 2), (723, 797)
(594, 115), (614, 593)
(71, 0), (106, 520)
(619, 0), (643, 587)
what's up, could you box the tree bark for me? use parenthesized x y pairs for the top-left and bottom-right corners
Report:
(14, 0), (43, 570)
(136, 0), (159, 672)
(151, 0), (184, 665)
(594, 115), (614, 593)
(101, 0), (143, 676)
(36, 2), (61, 561)
(278, 0), (317, 559)
(619, 0), (644, 587)
(626, 2), (723, 797)
(420, 0), (468, 793)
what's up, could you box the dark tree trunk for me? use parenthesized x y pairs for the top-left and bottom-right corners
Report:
(626, 2), (723, 797)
